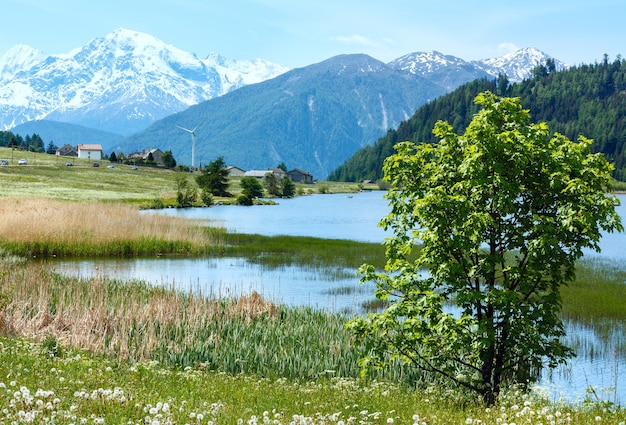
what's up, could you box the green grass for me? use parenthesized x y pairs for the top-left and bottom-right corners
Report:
(0, 147), (378, 204)
(1, 237), (207, 258)
(1, 336), (624, 424)
(0, 148), (178, 204)
(213, 233), (389, 269)
(612, 178), (626, 192)
(562, 258), (626, 322)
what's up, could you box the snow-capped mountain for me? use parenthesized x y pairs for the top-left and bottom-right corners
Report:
(0, 28), (564, 137)
(0, 28), (289, 135)
(474, 47), (567, 82)
(388, 47), (566, 90)
(388, 51), (492, 90)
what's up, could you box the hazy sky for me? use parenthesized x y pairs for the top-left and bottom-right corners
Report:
(2, 0), (624, 68)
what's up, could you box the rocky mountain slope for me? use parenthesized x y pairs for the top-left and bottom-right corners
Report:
(122, 54), (446, 179)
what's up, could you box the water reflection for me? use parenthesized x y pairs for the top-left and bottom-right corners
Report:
(49, 257), (375, 314)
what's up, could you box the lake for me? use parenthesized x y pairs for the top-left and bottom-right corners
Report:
(51, 190), (626, 404)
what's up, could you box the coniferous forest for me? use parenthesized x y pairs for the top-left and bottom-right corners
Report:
(328, 56), (626, 182)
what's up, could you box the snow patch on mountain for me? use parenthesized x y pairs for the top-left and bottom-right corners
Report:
(389, 47), (566, 87)
(0, 28), (289, 134)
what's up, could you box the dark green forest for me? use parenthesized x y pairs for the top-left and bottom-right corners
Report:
(0, 131), (51, 153)
(328, 56), (626, 182)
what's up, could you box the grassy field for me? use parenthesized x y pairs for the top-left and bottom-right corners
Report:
(0, 147), (374, 205)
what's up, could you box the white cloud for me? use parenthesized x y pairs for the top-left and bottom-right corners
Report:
(331, 35), (380, 48)
(498, 42), (519, 54)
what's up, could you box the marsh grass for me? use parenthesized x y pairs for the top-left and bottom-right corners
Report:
(0, 198), (220, 257)
(562, 258), (626, 322)
(216, 233), (388, 269)
(0, 261), (398, 383)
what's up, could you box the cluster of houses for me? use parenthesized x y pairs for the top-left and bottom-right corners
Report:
(57, 143), (104, 160)
(57, 144), (163, 164)
(56, 144), (314, 182)
(226, 166), (314, 183)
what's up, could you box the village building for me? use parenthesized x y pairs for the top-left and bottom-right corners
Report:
(287, 168), (314, 183)
(76, 144), (103, 160)
(225, 165), (246, 177)
(244, 168), (287, 179)
(127, 148), (164, 165)
(55, 144), (77, 157)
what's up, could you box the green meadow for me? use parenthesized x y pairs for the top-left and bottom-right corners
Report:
(0, 148), (625, 423)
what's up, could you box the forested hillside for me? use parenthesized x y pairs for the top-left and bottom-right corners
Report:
(328, 56), (626, 182)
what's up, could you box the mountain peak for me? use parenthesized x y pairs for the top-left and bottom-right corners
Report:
(475, 47), (567, 81)
(0, 44), (46, 79)
(0, 28), (288, 134)
(388, 50), (469, 75)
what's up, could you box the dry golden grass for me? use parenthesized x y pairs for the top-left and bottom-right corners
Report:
(0, 262), (280, 361)
(0, 197), (207, 245)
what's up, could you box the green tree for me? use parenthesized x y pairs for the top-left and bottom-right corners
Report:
(348, 92), (623, 404)
(109, 151), (118, 163)
(8, 135), (19, 149)
(195, 156), (230, 197)
(28, 134), (44, 152)
(46, 141), (58, 155)
(200, 188), (214, 207)
(173, 172), (197, 208)
(161, 150), (177, 169)
(263, 172), (280, 196)
(240, 176), (264, 199)
(280, 176), (296, 198)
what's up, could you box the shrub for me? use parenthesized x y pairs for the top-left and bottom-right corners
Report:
(236, 194), (253, 205)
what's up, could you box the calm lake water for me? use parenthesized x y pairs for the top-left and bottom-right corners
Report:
(51, 191), (626, 404)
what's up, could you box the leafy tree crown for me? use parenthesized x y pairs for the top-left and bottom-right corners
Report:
(349, 91), (623, 404)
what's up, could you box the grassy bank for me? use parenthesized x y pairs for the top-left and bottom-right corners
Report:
(5, 337), (623, 425)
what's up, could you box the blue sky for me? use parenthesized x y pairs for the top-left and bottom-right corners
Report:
(2, 0), (625, 68)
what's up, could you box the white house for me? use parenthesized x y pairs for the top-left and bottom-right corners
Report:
(76, 144), (103, 160)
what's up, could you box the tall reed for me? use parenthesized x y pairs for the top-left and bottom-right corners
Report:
(0, 261), (423, 385)
(0, 198), (219, 256)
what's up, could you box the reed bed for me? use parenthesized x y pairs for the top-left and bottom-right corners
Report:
(0, 260), (424, 385)
(0, 198), (219, 256)
(562, 258), (626, 322)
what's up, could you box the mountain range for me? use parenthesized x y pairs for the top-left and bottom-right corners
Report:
(0, 28), (288, 135)
(1, 29), (565, 178)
